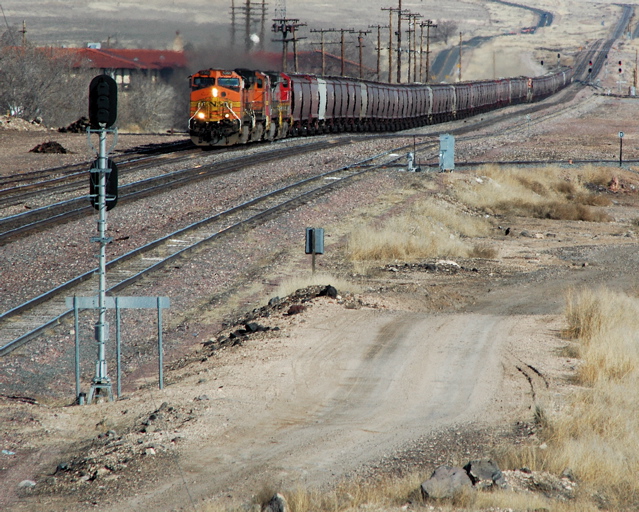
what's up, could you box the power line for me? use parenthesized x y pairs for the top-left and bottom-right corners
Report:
(0, 4), (19, 47)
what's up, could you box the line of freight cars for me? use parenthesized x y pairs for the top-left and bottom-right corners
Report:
(188, 67), (573, 147)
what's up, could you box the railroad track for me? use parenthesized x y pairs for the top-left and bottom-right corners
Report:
(0, 138), (195, 193)
(0, 146), (407, 356)
(1, 2), (632, 356)
(574, 4), (632, 84)
(0, 79), (599, 355)
(0, 139), (355, 243)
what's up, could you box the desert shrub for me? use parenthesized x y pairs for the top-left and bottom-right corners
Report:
(453, 165), (611, 221)
(580, 164), (614, 188)
(468, 242), (498, 259)
(0, 45), (91, 126)
(347, 198), (491, 262)
(563, 287), (639, 385)
(506, 288), (639, 509)
(118, 75), (184, 132)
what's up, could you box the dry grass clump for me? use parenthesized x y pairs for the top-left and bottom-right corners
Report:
(563, 287), (639, 384)
(507, 288), (639, 509)
(285, 476), (421, 512)
(453, 165), (611, 221)
(347, 198), (493, 262)
(579, 164), (616, 188)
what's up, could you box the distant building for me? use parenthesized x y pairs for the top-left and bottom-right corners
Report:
(9, 46), (189, 88)
(69, 47), (188, 87)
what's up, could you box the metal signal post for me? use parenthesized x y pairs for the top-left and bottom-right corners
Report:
(88, 127), (113, 403)
(87, 74), (118, 404)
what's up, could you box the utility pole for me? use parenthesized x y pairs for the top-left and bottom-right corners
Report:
(381, 7), (400, 82)
(20, 20), (26, 47)
(338, 28), (355, 76)
(230, 0), (237, 48)
(397, 0), (402, 83)
(244, 0), (252, 53)
(369, 24), (389, 80)
(231, 0), (267, 53)
(259, 0), (267, 51)
(405, 13), (412, 82)
(458, 31), (463, 82)
(272, 17), (306, 72)
(420, 19), (436, 83)
(356, 29), (371, 79)
(292, 24), (306, 72)
(274, 0), (285, 18)
(405, 12), (422, 82)
(311, 28), (339, 76)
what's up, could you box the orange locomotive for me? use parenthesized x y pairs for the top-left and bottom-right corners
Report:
(189, 68), (291, 146)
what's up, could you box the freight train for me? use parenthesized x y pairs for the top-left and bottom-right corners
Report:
(188, 67), (573, 147)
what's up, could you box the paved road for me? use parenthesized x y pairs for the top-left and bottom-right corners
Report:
(431, 1), (553, 82)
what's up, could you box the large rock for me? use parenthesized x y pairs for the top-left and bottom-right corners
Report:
(262, 493), (289, 512)
(420, 465), (473, 500)
(463, 459), (507, 489)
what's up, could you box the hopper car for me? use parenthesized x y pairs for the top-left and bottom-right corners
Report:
(188, 66), (572, 147)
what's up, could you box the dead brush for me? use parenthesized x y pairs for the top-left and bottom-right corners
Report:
(453, 165), (612, 222)
(347, 197), (492, 263)
(503, 288), (639, 509)
(469, 242), (498, 259)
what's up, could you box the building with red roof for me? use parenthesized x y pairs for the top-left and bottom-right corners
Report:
(68, 47), (188, 87)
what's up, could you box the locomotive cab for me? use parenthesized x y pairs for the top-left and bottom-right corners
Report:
(189, 69), (244, 146)
(265, 71), (292, 139)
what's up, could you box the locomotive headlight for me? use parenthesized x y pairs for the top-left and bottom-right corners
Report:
(197, 112), (206, 119)
(212, 87), (219, 98)
(225, 113), (230, 118)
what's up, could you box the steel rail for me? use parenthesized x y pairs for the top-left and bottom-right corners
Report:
(0, 139), (354, 243)
(0, 147), (404, 356)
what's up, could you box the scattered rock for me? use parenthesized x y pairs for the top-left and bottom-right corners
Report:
(319, 285), (338, 298)
(436, 260), (460, 268)
(463, 459), (507, 490)
(18, 480), (36, 488)
(268, 296), (281, 307)
(0, 115), (47, 131)
(286, 304), (306, 315)
(245, 322), (268, 333)
(420, 465), (473, 500)
(262, 493), (289, 512)
(94, 467), (111, 478)
(29, 141), (68, 154)
(58, 117), (90, 133)
(503, 469), (577, 501)
(55, 462), (70, 473)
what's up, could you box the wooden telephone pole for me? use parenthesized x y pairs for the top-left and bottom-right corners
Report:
(272, 18), (306, 72)
(458, 32), (463, 82)
(355, 29), (371, 79)
(310, 28), (340, 75)
(420, 19), (436, 83)
(369, 24), (389, 80)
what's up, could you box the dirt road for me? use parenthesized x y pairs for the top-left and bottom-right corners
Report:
(111, 309), (522, 510)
